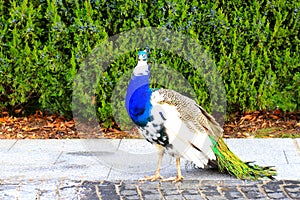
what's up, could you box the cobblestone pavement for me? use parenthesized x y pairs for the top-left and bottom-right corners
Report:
(1, 179), (299, 200)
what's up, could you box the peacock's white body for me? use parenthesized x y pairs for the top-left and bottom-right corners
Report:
(140, 88), (216, 168)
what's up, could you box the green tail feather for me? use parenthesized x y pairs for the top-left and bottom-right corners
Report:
(209, 136), (277, 180)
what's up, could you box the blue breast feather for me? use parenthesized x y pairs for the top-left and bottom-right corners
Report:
(125, 72), (170, 146)
(125, 74), (152, 126)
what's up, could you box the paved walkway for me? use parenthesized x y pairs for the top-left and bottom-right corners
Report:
(1, 179), (300, 199)
(1, 138), (300, 199)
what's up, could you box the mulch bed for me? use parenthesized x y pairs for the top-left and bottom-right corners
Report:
(0, 110), (299, 139)
(223, 110), (300, 138)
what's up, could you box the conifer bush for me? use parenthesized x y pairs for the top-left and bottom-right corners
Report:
(0, 0), (299, 127)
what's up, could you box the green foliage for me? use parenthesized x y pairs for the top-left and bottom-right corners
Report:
(0, 0), (107, 116)
(0, 0), (299, 128)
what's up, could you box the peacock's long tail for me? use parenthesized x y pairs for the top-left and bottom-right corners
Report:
(209, 136), (277, 180)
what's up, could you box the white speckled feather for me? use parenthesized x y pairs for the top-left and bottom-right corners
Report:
(144, 89), (217, 168)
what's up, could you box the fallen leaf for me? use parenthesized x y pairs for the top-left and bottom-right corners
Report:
(261, 122), (267, 128)
(2, 111), (9, 116)
(269, 114), (280, 119)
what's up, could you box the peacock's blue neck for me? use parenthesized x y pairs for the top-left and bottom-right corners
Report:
(125, 63), (152, 126)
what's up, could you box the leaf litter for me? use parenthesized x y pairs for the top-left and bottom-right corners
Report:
(0, 110), (299, 139)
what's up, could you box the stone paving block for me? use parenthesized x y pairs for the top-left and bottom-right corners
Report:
(175, 181), (204, 199)
(143, 193), (161, 199)
(0, 150), (61, 166)
(117, 181), (141, 199)
(276, 163), (300, 180)
(103, 151), (162, 175)
(229, 138), (296, 150)
(76, 139), (147, 175)
(1, 163), (89, 180)
(108, 153), (175, 179)
(56, 150), (99, 166)
(284, 180), (300, 185)
(284, 150), (300, 164)
(81, 139), (121, 152)
(118, 139), (156, 154)
(206, 195), (227, 200)
(39, 190), (58, 200)
(118, 196), (138, 200)
(9, 140), (64, 152)
(164, 195), (183, 200)
(56, 164), (110, 180)
(59, 187), (79, 199)
(0, 140), (17, 152)
(0, 146), (110, 180)
(221, 186), (245, 200)
(60, 179), (82, 188)
(262, 181), (287, 199)
(138, 182), (162, 199)
(219, 179), (246, 186)
(109, 159), (232, 181)
(200, 180), (251, 199)
(199, 184), (225, 200)
(106, 152), (175, 181)
(295, 138), (300, 148)
(18, 181), (40, 200)
(226, 139), (295, 166)
(76, 181), (100, 199)
(182, 168), (234, 180)
(58, 180), (85, 200)
(96, 181), (120, 199)
(119, 189), (138, 197)
(239, 184), (266, 199)
(181, 194), (204, 200)
(177, 179), (200, 187)
(34, 179), (58, 191)
(283, 184), (300, 199)
(59, 139), (88, 152)
(20, 139), (115, 153)
(159, 182), (180, 199)
(4, 139), (120, 154)
(198, 184), (218, 194)
(0, 183), (18, 199)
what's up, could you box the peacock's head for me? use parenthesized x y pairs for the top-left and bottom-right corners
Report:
(133, 49), (149, 76)
(138, 51), (148, 61)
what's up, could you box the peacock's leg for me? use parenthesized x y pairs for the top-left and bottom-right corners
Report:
(162, 157), (184, 183)
(139, 144), (164, 182)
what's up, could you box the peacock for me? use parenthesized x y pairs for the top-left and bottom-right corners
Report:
(125, 50), (277, 182)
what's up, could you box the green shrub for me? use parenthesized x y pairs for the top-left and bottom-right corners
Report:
(0, 0), (299, 128)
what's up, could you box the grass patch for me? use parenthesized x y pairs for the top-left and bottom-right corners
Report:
(254, 128), (300, 138)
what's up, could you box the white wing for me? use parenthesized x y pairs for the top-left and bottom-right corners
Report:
(149, 88), (223, 167)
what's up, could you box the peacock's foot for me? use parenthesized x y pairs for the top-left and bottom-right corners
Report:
(139, 173), (163, 182)
(161, 175), (184, 183)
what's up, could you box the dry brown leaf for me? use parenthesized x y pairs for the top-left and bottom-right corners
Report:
(269, 114), (280, 119)
(241, 115), (253, 121)
(0, 117), (7, 123)
(261, 122), (267, 128)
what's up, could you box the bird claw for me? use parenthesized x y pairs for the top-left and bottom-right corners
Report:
(139, 174), (164, 182)
(161, 175), (184, 183)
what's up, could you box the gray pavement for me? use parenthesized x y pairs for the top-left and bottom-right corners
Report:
(1, 138), (300, 199)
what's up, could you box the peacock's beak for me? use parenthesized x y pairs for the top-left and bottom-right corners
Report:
(138, 55), (145, 61)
